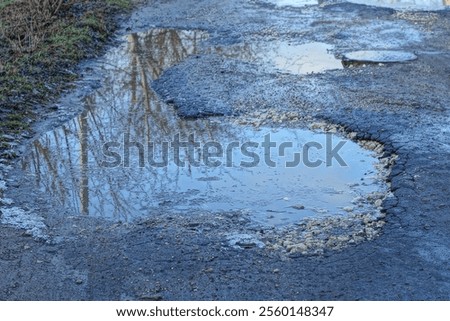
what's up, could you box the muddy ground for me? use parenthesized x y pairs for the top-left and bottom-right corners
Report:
(1, 0), (449, 300)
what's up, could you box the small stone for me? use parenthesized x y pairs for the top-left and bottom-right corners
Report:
(350, 195), (364, 204)
(289, 243), (308, 253)
(374, 199), (383, 207)
(273, 269), (280, 273)
(292, 204), (305, 210)
(375, 212), (386, 220)
(283, 240), (294, 247)
(343, 206), (354, 212)
(363, 216), (373, 224)
(75, 279), (83, 285)
(227, 233), (265, 249)
(337, 236), (350, 243)
(365, 227), (376, 237)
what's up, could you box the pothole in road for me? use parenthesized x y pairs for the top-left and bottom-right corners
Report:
(19, 28), (392, 254)
(347, 0), (449, 11)
(22, 112), (387, 226)
(211, 41), (343, 75)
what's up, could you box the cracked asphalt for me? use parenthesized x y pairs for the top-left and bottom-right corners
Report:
(0, 0), (449, 300)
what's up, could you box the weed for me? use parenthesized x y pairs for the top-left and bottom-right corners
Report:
(106, 0), (131, 9)
(6, 113), (25, 121)
(0, 0), (133, 147)
(0, 0), (13, 10)
(0, 120), (29, 132)
(48, 24), (92, 60)
(82, 13), (106, 33)
(0, 0), (65, 53)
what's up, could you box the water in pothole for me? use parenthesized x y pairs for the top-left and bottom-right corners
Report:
(262, 0), (318, 7)
(263, 0), (450, 10)
(21, 28), (385, 225)
(343, 50), (418, 63)
(348, 0), (449, 10)
(211, 41), (343, 75)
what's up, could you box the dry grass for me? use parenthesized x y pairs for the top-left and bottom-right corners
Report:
(0, 0), (132, 140)
(0, 0), (68, 53)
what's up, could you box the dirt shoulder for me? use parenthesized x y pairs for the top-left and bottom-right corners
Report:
(0, 0), (133, 155)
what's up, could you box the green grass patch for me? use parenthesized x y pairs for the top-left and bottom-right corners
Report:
(0, 120), (29, 132)
(82, 13), (106, 32)
(106, 0), (132, 9)
(48, 24), (92, 60)
(0, 65), (34, 98)
(0, 0), (133, 145)
(0, 113), (29, 133)
(6, 113), (25, 122)
(0, 0), (14, 10)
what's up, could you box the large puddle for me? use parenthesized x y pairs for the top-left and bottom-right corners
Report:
(22, 29), (385, 226)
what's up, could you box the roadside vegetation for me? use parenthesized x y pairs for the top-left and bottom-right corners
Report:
(0, 0), (132, 152)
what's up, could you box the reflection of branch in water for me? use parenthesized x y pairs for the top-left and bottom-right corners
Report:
(127, 30), (203, 138)
(33, 141), (67, 205)
(62, 125), (84, 211)
(131, 33), (153, 116)
(27, 143), (41, 185)
(208, 43), (257, 62)
(24, 28), (247, 220)
(80, 97), (135, 221)
(78, 107), (89, 216)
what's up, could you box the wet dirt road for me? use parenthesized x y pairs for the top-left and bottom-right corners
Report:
(0, 0), (449, 300)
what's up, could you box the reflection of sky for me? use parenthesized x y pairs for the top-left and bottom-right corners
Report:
(263, 0), (449, 9)
(347, 0), (448, 10)
(264, 0), (318, 6)
(210, 41), (343, 75)
(271, 42), (342, 74)
(22, 28), (384, 225)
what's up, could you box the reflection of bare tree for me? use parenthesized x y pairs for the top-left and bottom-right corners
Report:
(22, 28), (243, 221)
(33, 140), (66, 201)
(79, 104), (90, 215)
(207, 42), (257, 62)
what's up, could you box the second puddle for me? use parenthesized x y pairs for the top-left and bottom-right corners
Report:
(212, 41), (343, 75)
(262, 0), (449, 10)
